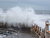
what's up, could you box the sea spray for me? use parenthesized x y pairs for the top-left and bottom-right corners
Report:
(0, 6), (50, 28)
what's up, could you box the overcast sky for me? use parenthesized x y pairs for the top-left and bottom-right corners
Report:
(0, 0), (50, 10)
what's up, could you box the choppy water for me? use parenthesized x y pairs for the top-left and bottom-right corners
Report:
(0, 29), (33, 38)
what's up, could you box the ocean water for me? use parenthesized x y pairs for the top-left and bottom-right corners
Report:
(0, 6), (50, 29)
(0, 30), (33, 38)
(0, 31), (18, 38)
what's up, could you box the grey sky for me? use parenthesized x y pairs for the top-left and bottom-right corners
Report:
(0, 0), (50, 10)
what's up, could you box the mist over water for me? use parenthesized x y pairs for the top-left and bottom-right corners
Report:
(0, 6), (50, 28)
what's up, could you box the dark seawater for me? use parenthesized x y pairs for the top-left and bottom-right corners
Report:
(0, 28), (33, 38)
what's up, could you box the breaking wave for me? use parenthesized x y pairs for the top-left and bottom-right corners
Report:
(0, 6), (50, 28)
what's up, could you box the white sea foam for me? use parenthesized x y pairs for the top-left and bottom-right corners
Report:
(0, 6), (50, 28)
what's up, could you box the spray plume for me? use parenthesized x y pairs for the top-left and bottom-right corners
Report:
(0, 6), (50, 28)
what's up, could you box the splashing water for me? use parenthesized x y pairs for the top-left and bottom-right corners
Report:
(0, 6), (50, 28)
